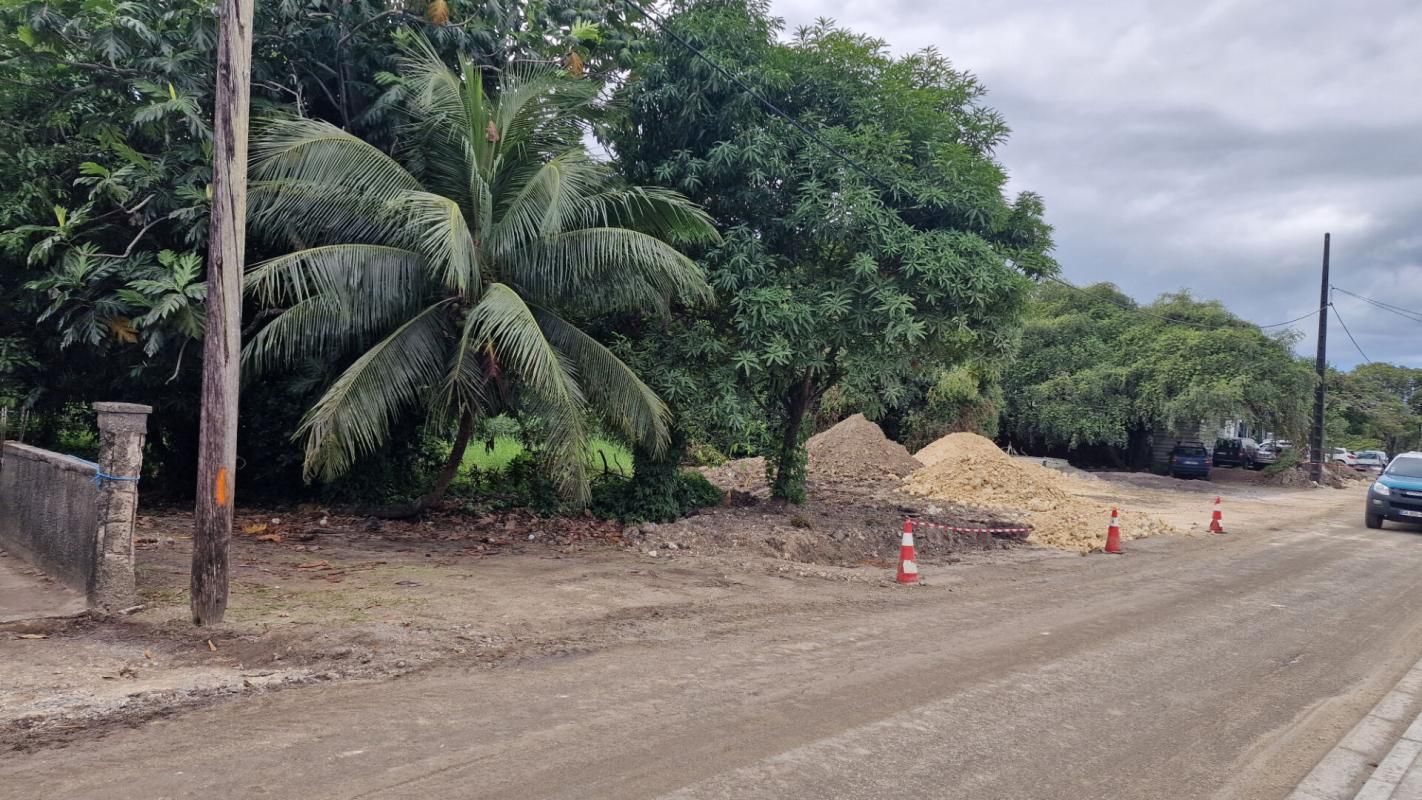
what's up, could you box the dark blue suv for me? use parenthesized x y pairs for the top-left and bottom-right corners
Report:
(1365, 453), (1422, 529)
(1168, 441), (1212, 480)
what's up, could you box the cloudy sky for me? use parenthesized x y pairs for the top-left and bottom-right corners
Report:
(773, 0), (1422, 368)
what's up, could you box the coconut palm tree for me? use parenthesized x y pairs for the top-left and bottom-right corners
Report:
(243, 39), (717, 511)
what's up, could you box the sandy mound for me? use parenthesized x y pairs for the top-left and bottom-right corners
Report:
(903, 432), (1175, 552)
(806, 414), (921, 482)
(915, 432), (1011, 469)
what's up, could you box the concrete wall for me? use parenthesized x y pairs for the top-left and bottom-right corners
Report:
(0, 442), (101, 594)
(0, 402), (150, 611)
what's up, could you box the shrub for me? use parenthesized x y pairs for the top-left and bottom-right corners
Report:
(589, 469), (724, 524)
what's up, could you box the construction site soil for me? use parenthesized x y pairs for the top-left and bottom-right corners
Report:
(3, 413), (1365, 754)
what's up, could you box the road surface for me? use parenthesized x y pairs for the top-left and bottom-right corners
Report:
(7, 489), (1422, 800)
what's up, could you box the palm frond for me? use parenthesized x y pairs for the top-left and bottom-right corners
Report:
(296, 300), (455, 482)
(533, 305), (670, 456)
(244, 244), (427, 307)
(242, 245), (430, 378)
(488, 151), (608, 254)
(396, 35), (474, 143)
(465, 283), (590, 500)
(493, 62), (600, 155)
(250, 118), (423, 245)
(510, 228), (711, 313)
(566, 186), (722, 247)
(385, 192), (481, 296)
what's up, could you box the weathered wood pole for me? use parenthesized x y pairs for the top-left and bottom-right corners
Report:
(192, 0), (255, 625)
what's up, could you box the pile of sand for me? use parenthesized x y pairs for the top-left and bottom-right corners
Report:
(904, 432), (1175, 552)
(699, 415), (919, 495)
(806, 414), (922, 483)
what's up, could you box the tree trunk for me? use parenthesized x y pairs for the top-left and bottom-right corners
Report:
(770, 373), (815, 503)
(367, 412), (476, 519)
(191, 0), (254, 626)
(417, 411), (476, 510)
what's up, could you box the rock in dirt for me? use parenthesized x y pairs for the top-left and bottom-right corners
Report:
(905, 432), (1176, 552)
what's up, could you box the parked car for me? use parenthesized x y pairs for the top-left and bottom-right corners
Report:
(1213, 437), (1261, 469)
(1365, 452), (1422, 528)
(1355, 451), (1389, 472)
(1169, 441), (1212, 480)
(1329, 447), (1358, 467)
(1256, 439), (1294, 466)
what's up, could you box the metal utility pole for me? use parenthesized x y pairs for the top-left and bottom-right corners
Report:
(191, 0), (255, 625)
(1310, 233), (1331, 485)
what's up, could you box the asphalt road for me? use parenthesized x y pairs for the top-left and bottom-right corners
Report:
(8, 490), (1422, 800)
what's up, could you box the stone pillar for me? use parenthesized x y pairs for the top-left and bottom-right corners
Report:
(89, 402), (152, 612)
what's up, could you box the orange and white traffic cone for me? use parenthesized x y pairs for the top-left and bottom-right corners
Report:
(1209, 496), (1226, 534)
(897, 520), (919, 584)
(1104, 507), (1123, 554)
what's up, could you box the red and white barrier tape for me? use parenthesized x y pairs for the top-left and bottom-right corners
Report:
(906, 519), (1032, 535)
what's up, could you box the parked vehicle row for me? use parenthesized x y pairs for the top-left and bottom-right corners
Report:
(1170, 436), (1389, 483)
(1213, 437), (1261, 469)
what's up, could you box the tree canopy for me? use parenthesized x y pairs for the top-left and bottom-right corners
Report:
(1002, 282), (1317, 461)
(609, 0), (1056, 500)
(244, 40), (716, 505)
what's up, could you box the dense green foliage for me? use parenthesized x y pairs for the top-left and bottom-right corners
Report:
(0, 0), (657, 499)
(1002, 282), (1318, 464)
(8, 0), (1396, 522)
(243, 40), (716, 507)
(1327, 363), (1422, 454)
(609, 0), (1055, 501)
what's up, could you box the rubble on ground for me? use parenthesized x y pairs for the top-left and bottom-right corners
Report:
(1264, 462), (1372, 489)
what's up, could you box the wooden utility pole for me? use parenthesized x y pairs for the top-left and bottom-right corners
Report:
(192, 0), (255, 625)
(1309, 233), (1331, 485)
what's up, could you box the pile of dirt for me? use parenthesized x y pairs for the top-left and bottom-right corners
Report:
(904, 432), (1175, 552)
(806, 414), (922, 482)
(700, 415), (919, 496)
(1264, 462), (1371, 489)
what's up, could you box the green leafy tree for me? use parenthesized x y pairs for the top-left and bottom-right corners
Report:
(0, 0), (655, 497)
(610, 1), (1055, 502)
(1327, 364), (1422, 454)
(1002, 282), (1317, 465)
(243, 41), (716, 510)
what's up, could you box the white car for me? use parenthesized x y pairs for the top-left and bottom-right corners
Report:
(1329, 448), (1358, 467)
(1356, 451), (1389, 472)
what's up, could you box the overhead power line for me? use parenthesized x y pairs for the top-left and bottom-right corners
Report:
(1332, 286), (1422, 324)
(1331, 305), (1372, 364)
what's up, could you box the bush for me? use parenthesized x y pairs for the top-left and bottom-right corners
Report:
(1262, 448), (1303, 476)
(686, 441), (728, 467)
(589, 469), (724, 524)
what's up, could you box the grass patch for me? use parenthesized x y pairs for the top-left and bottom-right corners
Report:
(462, 436), (633, 476)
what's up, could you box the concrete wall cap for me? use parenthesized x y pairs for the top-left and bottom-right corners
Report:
(92, 402), (154, 415)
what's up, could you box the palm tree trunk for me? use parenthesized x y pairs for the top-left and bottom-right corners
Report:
(368, 412), (475, 519)
(417, 411), (476, 510)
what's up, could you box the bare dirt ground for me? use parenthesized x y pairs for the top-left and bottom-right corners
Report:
(6, 482), (1409, 800)
(0, 462), (1362, 755)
